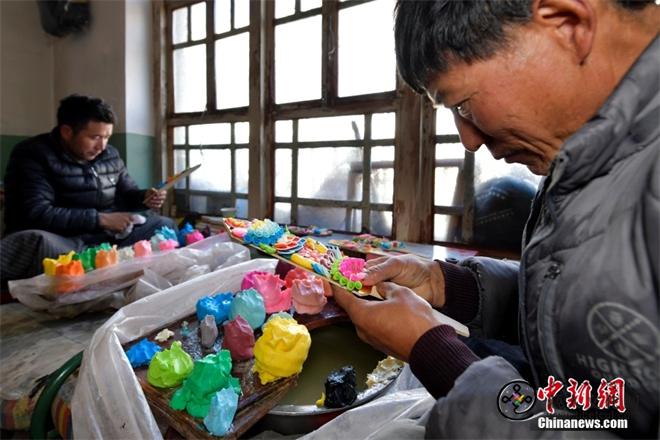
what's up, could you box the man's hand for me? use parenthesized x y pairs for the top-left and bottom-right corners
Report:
(98, 212), (133, 232)
(363, 255), (446, 308)
(333, 282), (442, 361)
(144, 188), (167, 209)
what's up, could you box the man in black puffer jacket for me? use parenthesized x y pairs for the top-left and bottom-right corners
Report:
(1, 94), (176, 281)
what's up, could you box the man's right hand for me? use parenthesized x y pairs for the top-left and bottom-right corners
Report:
(363, 254), (446, 308)
(98, 212), (133, 232)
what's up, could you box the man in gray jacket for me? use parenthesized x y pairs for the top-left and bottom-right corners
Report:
(334, 0), (658, 437)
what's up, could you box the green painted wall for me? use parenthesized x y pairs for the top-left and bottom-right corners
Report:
(0, 132), (154, 187)
(109, 133), (155, 188)
(0, 135), (28, 181)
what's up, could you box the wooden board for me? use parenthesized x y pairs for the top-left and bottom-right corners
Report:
(132, 301), (350, 439)
(222, 220), (470, 337)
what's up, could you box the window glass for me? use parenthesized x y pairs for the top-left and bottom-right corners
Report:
(338, 0), (396, 97)
(173, 45), (207, 113)
(235, 148), (249, 193)
(434, 167), (460, 207)
(216, 33), (250, 109)
(300, 0), (322, 12)
(214, 0), (231, 33)
(370, 210), (392, 236)
(173, 150), (187, 189)
(190, 195), (208, 213)
(298, 147), (362, 201)
(234, 122), (250, 143)
(190, 149), (232, 191)
(190, 2), (206, 41)
(275, 148), (292, 197)
(275, 16), (322, 103)
(275, 120), (293, 143)
(298, 115), (363, 142)
(298, 205), (361, 232)
(172, 7), (188, 44)
(474, 148), (542, 188)
(236, 198), (248, 218)
(274, 202), (291, 224)
(173, 127), (186, 145)
(434, 214), (461, 242)
(189, 123), (232, 145)
(275, 0), (296, 19)
(436, 107), (458, 135)
(370, 146), (394, 203)
(234, 0), (250, 28)
(371, 113), (395, 140)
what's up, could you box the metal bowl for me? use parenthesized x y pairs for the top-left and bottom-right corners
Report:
(254, 323), (401, 435)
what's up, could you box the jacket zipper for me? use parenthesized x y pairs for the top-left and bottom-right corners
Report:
(538, 262), (564, 381)
(90, 166), (102, 206)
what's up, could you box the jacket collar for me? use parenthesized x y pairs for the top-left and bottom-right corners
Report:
(550, 35), (659, 195)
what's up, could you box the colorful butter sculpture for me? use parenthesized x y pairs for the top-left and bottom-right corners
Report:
(169, 350), (240, 418)
(200, 315), (219, 348)
(253, 315), (311, 385)
(222, 315), (255, 361)
(42, 251), (76, 276)
(229, 288), (266, 330)
(291, 276), (329, 315)
(95, 246), (118, 269)
(155, 328), (174, 342)
(126, 338), (162, 368)
(196, 293), (233, 323)
(133, 240), (152, 258)
(240, 271), (270, 290)
(55, 260), (85, 277)
(147, 341), (194, 388)
(186, 230), (204, 245)
(42, 224), (206, 277)
(224, 218), (371, 298)
(250, 272), (291, 314)
(204, 387), (239, 436)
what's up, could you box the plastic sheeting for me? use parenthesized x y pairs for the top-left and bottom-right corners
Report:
(71, 258), (278, 439)
(9, 235), (249, 317)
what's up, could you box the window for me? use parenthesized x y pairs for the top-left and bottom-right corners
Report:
(161, 0), (535, 250)
(166, 0), (251, 217)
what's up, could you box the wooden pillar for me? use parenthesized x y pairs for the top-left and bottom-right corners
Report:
(393, 85), (434, 243)
(248, 0), (274, 219)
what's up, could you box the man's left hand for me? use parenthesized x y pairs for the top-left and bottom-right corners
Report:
(144, 188), (167, 209)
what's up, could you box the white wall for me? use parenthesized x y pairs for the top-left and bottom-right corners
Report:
(125, 0), (154, 136)
(53, 0), (127, 132)
(0, 0), (55, 135)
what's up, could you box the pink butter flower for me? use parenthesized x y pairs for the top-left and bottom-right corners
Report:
(251, 272), (291, 314)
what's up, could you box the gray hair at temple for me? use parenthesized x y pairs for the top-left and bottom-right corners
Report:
(394, 0), (656, 96)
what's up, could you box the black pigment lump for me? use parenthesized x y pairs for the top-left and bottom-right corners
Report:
(324, 365), (358, 408)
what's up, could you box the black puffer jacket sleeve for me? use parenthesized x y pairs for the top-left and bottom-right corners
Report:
(6, 139), (100, 234)
(115, 168), (147, 210)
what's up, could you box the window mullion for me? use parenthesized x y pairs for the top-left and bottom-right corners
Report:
(321, 0), (339, 105)
(206, 0), (216, 111)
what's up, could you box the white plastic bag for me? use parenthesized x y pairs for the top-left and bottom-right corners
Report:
(71, 258), (278, 439)
(9, 236), (250, 317)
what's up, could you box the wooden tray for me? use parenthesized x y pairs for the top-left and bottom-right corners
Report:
(132, 300), (349, 439)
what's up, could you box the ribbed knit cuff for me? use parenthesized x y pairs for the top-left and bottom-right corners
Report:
(409, 325), (479, 399)
(436, 260), (479, 324)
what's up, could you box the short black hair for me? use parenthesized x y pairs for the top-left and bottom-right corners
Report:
(394, 0), (656, 96)
(56, 94), (116, 132)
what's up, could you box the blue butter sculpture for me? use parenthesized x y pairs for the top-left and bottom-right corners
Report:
(126, 338), (162, 368)
(229, 288), (266, 330)
(196, 292), (234, 323)
(204, 387), (239, 436)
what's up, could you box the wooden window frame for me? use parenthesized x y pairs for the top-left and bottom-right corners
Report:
(156, 0), (475, 244)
